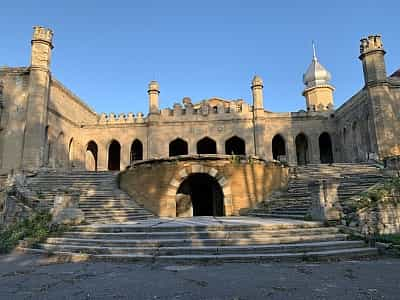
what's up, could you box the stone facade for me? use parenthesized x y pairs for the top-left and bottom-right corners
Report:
(0, 28), (399, 173)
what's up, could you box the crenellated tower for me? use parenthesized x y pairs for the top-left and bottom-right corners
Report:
(359, 35), (387, 85)
(302, 44), (334, 112)
(22, 26), (54, 169)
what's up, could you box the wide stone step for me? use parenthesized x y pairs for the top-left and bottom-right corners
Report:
(37, 240), (365, 256)
(23, 246), (377, 263)
(62, 227), (340, 240)
(44, 233), (348, 247)
(72, 222), (324, 233)
(248, 213), (306, 220)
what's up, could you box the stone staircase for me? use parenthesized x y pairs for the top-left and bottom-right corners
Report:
(247, 163), (385, 220)
(21, 217), (377, 263)
(26, 171), (154, 223)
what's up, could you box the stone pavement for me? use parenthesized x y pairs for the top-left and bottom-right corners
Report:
(0, 253), (399, 300)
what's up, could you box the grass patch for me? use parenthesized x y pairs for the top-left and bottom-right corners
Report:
(0, 211), (67, 254)
(375, 234), (400, 245)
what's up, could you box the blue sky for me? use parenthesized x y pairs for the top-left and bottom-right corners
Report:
(0, 1), (398, 114)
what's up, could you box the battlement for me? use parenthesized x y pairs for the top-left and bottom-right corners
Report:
(98, 112), (146, 124)
(360, 35), (384, 56)
(95, 99), (255, 125)
(160, 99), (253, 119)
(32, 26), (54, 48)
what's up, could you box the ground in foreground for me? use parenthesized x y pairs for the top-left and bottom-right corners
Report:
(0, 253), (399, 300)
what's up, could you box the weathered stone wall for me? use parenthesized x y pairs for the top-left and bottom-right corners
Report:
(119, 156), (288, 217)
(357, 202), (400, 235)
(0, 69), (30, 170)
(334, 89), (377, 162)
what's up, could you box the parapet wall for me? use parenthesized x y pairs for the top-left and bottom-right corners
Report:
(119, 155), (289, 217)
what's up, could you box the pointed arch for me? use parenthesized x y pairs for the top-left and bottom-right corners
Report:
(169, 138), (188, 157)
(108, 139), (121, 171)
(319, 132), (333, 164)
(295, 133), (309, 165)
(197, 137), (217, 154)
(85, 140), (98, 171)
(225, 136), (246, 155)
(130, 139), (143, 163)
(272, 134), (286, 161)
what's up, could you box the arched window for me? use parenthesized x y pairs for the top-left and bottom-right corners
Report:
(319, 132), (333, 164)
(225, 136), (246, 155)
(130, 139), (143, 163)
(85, 141), (98, 171)
(272, 134), (286, 161)
(197, 137), (217, 154)
(295, 133), (309, 165)
(169, 138), (188, 157)
(108, 140), (121, 171)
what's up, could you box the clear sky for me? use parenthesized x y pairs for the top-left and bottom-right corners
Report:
(0, 0), (398, 114)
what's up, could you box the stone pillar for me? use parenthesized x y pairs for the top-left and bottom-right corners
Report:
(22, 26), (53, 170)
(120, 143), (130, 170)
(251, 76), (265, 157)
(308, 179), (342, 223)
(97, 143), (108, 171)
(148, 80), (160, 115)
(287, 135), (297, 166)
(309, 134), (320, 164)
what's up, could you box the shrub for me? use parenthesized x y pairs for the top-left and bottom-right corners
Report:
(0, 211), (66, 254)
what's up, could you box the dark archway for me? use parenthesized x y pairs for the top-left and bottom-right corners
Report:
(177, 173), (224, 216)
(85, 141), (98, 171)
(319, 132), (333, 164)
(272, 134), (286, 161)
(108, 140), (121, 171)
(295, 133), (309, 165)
(169, 138), (188, 157)
(131, 139), (143, 163)
(225, 136), (246, 155)
(197, 137), (217, 154)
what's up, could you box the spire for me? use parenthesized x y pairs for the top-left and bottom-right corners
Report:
(312, 41), (317, 61)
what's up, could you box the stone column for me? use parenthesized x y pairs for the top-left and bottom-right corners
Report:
(287, 135), (297, 166)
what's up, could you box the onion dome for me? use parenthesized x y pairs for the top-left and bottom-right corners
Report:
(303, 43), (332, 88)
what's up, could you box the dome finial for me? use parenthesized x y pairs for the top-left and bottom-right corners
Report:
(312, 41), (317, 61)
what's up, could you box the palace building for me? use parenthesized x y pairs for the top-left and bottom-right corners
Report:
(0, 27), (399, 174)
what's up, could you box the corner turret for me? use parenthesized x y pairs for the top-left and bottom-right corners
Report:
(30, 26), (54, 70)
(359, 35), (387, 85)
(251, 75), (264, 110)
(148, 80), (160, 115)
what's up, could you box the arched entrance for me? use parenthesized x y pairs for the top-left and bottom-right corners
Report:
(225, 136), (246, 155)
(176, 173), (224, 216)
(108, 140), (121, 171)
(131, 139), (143, 163)
(85, 141), (98, 171)
(319, 132), (333, 164)
(295, 133), (309, 165)
(169, 138), (188, 156)
(272, 134), (286, 161)
(197, 137), (217, 154)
